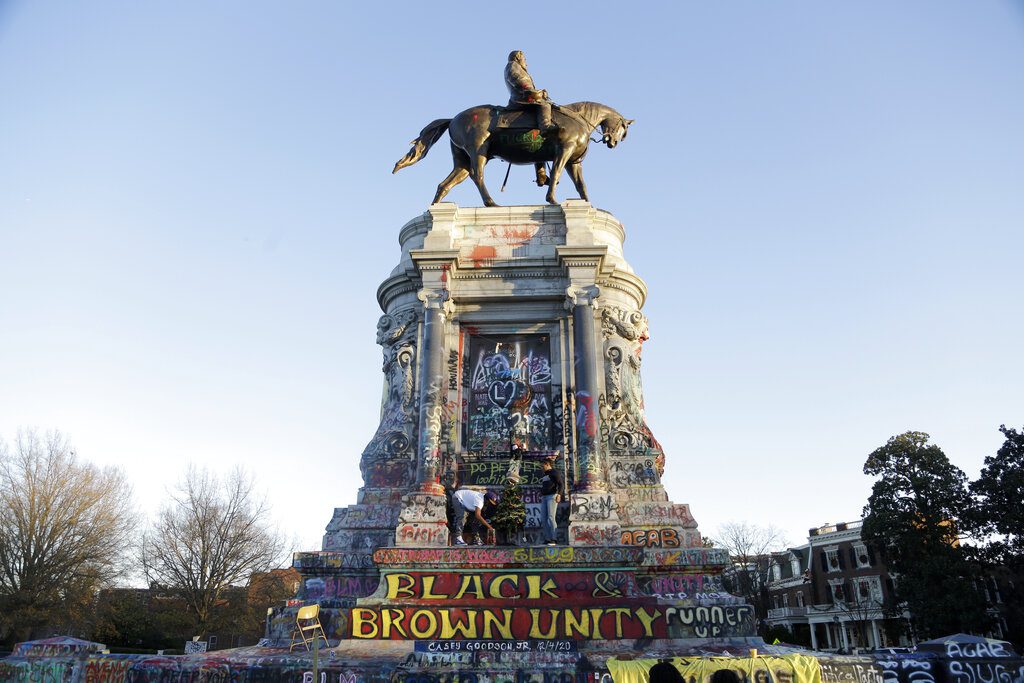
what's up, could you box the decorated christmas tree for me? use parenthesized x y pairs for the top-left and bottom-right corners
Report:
(490, 457), (526, 544)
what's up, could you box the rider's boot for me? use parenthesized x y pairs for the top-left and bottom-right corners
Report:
(538, 102), (557, 132)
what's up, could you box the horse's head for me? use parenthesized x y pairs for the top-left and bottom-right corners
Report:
(601, 116), (634, 148)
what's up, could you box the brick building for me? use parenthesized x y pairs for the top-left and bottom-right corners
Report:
(765, 520), (911, 652)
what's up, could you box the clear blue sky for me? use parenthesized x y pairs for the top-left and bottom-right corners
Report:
(1, 2), (1022, 553)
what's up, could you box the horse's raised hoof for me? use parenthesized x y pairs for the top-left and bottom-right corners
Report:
(535, 171), (549, 187)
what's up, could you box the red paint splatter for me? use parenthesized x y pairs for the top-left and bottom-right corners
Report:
(469, 245), (497, 267)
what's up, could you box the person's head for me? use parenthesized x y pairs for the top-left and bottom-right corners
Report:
(485, 490), (500, 507)
(542, 457), (555, 471)
(508, 50), (525, 66)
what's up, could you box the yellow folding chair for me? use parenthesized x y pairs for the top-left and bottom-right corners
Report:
(289, 604), (328, 652)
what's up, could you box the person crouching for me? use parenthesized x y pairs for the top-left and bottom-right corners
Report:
(451, 487), (499, 546)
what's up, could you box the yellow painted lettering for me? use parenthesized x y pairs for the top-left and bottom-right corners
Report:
(489, 574), (519, 599)
(439, 609), (478, 639)
(453, 575), (484, 600)
(385, 573), (416, 599)
(528, 609), (559, 639)
(605, 607), (631, 638)
(589, 608), (604, 640)
(564, 609), (591, 638)
(525, 575), (560, 599)
(350, 608), (379, 638)
(482, 609), (514, 639)
(381, 608), (408, 638)
(421, 576), (447, 600)
(634, 607), (663, 637)
(409, 609), (438, 638)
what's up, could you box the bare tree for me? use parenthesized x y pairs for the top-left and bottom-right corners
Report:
(141, 466), (287, 637)
(710, 521), (788, 622)
(0, 429), (135, 644)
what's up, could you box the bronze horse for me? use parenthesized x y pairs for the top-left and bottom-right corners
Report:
(393, 101), (633, 207)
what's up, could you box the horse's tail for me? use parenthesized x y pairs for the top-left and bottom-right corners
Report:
(392, 118), (451, 173)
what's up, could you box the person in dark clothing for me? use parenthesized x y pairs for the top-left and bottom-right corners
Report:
(539, 457), (563, 545)
(649, 659), (685, 683)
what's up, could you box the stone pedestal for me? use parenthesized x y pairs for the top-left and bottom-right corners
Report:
(280, 202), (740, 647)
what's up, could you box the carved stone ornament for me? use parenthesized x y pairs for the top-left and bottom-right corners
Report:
(361, 309), (420, 470)
(599, 306), (659, 455)
(565, 284), (600, 310)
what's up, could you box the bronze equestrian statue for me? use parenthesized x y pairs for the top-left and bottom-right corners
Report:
(393, 51), (633, 207)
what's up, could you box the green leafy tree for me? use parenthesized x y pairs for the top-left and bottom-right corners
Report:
(971, 425), (1024, 645)
(861, 431), (990, 638)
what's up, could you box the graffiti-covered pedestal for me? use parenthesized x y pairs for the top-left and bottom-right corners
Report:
(277, 202), (745, 650)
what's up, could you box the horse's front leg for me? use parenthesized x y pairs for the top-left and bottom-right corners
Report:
(566, 161), (589, 202)
(470, 152), (498, 207)
(545, 146), (574, 205)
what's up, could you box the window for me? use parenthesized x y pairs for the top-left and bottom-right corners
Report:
(773, 564), (782, 582)
(829, 579), (846, 604)
(791, 558), (801, 576)
(796, 591), (805, 608)
(852, 576), (882, 605)
(783, 594), (790, 608)
(824, 547), (841, 573)
(853, 543), (871, 569)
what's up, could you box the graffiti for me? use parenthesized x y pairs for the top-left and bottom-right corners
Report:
(461, 457), (547, 486)
(644, 547), (731, 567)
(621, 501), (695, 526)
(820, 661), (887, 683)
(373, 545), (645, 567)
(575, 391), (596, 440)
(420, 381), (445, 475)
(551, 392), (565, 448)
(609, 458), (658, 487)
(636, 572), (725, 597)
(352, 605), (665, 640)
(396, 522), (447, 545)
(322, 529), (393, 553)
(382, 571), (638, 602)
(623, 486), (669, 502)
(946, 660), (1024, 683)
(465, 335), (553, 452)
(294, 551), (377, 570)
(876, 658), (937, 683)
(946, 643), (1014, 659)
(301, 576), (379, 600)
(85, 658), (132, 682)
(362, 310), (419, 464)
(620, 528), (680, 548)
(362, 457), (415, 488)
(397, 494), (449, 522)
(448, 349), (460, 390)
(570, 494), (618, 521)
(325, 504), (398, 530)
(665, 604), (756, 638)
(570, 524), (620, 546)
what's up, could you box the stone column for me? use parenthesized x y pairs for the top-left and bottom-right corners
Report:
(567, 284), (604, 493)
(810, 623), (819, 650)
(414, 287), (447, 495)
(394, 232), (458, 547)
